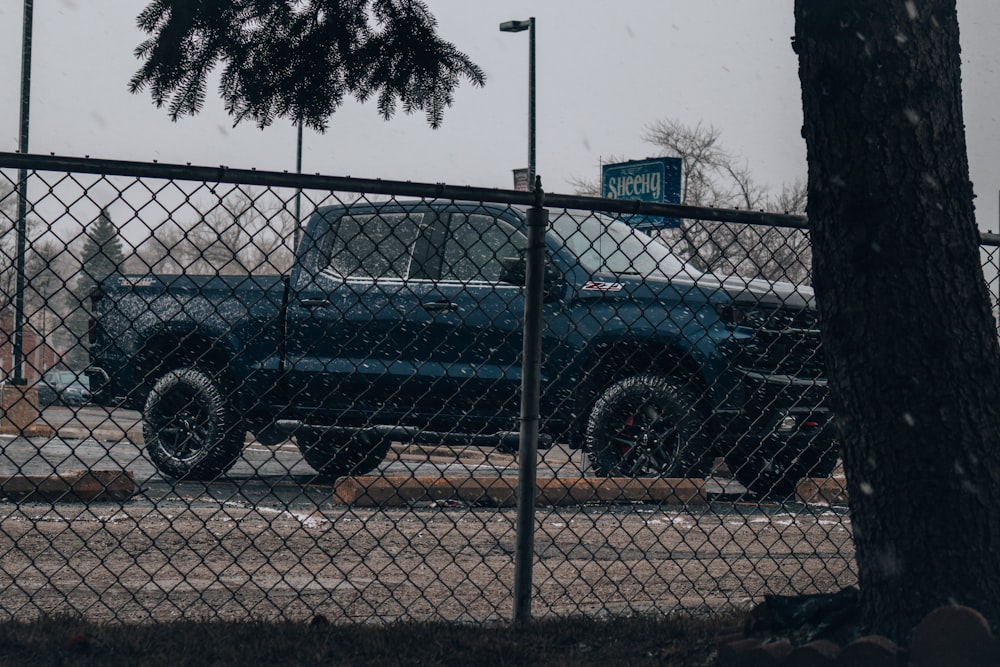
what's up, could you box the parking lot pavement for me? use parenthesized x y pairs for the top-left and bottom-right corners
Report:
(2, 406), (590, 482)
(32, 405), (142, 446)
(6, 406), (810, 506)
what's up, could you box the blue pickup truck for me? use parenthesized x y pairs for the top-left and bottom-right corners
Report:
(89, 201), (837, 495)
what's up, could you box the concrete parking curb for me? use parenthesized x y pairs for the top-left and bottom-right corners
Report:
(795, 476), (848, 505)
(332, 475), (707, 507)
(0, 424), (55, 437)
(0, 469), (137, 502)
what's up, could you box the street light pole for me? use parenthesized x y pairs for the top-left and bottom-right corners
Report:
(527, 17), (535, 187)
(500, 16), (541, 624)
(500, 17), (536, 188)
(294, 119), (303, 251)
(13, 0), (34, 385)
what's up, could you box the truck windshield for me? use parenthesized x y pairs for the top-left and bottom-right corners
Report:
(550, 212), (700, 279)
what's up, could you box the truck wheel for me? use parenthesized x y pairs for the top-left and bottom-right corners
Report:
(727, 439), (840, 498)
(142, 368), (244, 480)
(297, 430), (391, 481)
(584, 374), (711, 478)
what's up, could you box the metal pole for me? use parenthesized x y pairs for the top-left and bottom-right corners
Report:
(293, 119), (303, 250)
(12, 0), (33, 385)
(513, 185), (547, 622)
(527, 17), (536, 185)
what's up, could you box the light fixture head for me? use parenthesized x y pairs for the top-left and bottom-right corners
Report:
(499, 20), (531, 33)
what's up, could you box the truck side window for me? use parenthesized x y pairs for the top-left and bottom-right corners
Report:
(327, 213), (423, 279)
(441, 214), (527, 283)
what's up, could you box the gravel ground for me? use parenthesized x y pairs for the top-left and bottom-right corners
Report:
(0, 496), (856, 625)
(0, 405), (857, 625)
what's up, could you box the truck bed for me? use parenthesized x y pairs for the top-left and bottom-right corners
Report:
(89, 273), (288, 409)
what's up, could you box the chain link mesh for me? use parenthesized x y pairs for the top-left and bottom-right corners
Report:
(1, 155), (988, 625)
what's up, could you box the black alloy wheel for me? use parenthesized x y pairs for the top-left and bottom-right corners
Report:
(142, 367), (244, 480)
(584, 374), (710, 478)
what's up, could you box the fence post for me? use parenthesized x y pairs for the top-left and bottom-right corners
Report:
(513, 182), (547, 623)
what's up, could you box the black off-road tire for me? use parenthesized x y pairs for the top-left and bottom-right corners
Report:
(297, 429), (391, 481)
(584, 374), (712, 478)
(142, 368), (245, 480)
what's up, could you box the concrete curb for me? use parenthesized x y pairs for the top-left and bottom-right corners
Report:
(332, 475), (707, 507)
(795, 476), (848, 505)
(0, 469), (137, 502)
(0, 424), (55, 437)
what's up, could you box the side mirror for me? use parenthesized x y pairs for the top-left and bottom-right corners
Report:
(499, 255), (563, 301)
(499, 255), (527, 285)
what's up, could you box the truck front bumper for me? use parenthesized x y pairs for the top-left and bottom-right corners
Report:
(712, 369), (836, 458)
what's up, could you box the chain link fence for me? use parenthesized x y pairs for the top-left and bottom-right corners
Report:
(0, 152), (991, 625)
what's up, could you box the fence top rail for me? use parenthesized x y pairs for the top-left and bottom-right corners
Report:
(0, 151), (809, 229)
(6, 151), (1000, 243)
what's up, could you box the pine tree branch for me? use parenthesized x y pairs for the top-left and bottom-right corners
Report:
(131, 0), (485, 131)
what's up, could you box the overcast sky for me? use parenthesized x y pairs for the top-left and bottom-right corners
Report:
(1, 1), (998, 231)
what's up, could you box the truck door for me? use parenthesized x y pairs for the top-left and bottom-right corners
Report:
(417, 210), (551, 429)
(284, 209), (444, 424)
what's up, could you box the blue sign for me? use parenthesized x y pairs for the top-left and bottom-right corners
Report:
(601, 157), (683, 229)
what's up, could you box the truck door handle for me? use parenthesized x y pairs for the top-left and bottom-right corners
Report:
(422, 299), (458, 312)
(300, 298), (331, 309)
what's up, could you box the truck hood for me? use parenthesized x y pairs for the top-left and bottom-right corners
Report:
(674, 272), (815, 310)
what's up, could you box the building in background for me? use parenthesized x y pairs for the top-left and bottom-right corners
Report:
(0, 309), (59, 383)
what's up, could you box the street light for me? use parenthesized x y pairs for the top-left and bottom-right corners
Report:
(501, 16), (540, 626)
(499, 17), (536, 189)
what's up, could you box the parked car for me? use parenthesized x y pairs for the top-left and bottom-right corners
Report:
(37, 370), (92, 407)
(88, 201), (837, 495)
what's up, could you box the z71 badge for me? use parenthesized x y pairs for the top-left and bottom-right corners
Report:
(119, 277), (155, 287)
(581, 281), (624, 292)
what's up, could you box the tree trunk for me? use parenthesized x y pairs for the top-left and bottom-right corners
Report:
(794, 0), (1000, 642)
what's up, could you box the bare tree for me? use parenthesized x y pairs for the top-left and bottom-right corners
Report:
(240, 209), (297, 274)
(25, 240), (72, 336)
(135, 188), (296, 276)
(191, 188), (295, 275)
(645, 121), (810, 281)
(572, 120), (810, 282)
(23, 239), (80, 370)
(566, 154), (625, 197)
(0, 181), (45, 311)
(134, 219), (187, 274)
(189, 202), (254, 275)
(642, 119), (732, 206)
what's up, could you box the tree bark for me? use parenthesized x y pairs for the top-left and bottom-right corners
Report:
(794, 0), (1000, 642)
